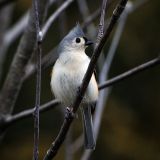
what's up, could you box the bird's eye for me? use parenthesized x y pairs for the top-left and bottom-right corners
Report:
(76, 37), (81, 43)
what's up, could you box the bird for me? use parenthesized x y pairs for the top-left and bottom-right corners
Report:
(50, 24), (98, 150)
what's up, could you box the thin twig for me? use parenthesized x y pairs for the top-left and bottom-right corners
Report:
(42, 0), (74, 39)
(81, 8), (101, 29)
(0, 0), (48, 119)
(0, 99), (59, 129)
(77, 0), (96, 38)
(43, 1), (128, 160)
(57, 0), (68, 38)
(0, 4), (13, 84)
(4, 11), (29, 45)
(81, 0), (115, 30)
(99, 56), (160, 90)
(96, 0), (108, 47)
(77, 0), (105, 71)
(33, 0), (43, 159)
(0, 11), (28, 83)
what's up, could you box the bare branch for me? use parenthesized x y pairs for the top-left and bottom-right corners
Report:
(96, 0), (108, 46)
(43, 0), (128, 159)
(81, 8), (101, 29)
(4, 11), (29, 45)
(77, 0), (96, 38)
(0, 99), (59, 130)
(0, 0), (48, 131)
(0, 4), (14, 83)
(77, 0), (105, 71)
(32, 0), (43, 159)
(0, 11), (30, 85)
(42, 0), (74, 39)
(57, 0), (68, 38)
(99, 56), (160, 90)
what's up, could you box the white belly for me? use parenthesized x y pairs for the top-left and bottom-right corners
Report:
(51, 55), (98, 106)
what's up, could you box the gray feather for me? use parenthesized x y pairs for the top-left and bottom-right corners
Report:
(81, 105), (95, 150)
(58, 24), (85, 53)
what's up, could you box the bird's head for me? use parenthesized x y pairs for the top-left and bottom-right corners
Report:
(58, 24), (93, 53)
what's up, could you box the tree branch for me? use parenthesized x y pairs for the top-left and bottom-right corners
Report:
(42, 0), (74, 39)
(0, 99), (59, 130)
(0, 4), (13, 83)
(0, 0), (48, 117)
(96, 0), (108, 46)
(4, 11), (29, 45)
(32, 0), (43, 159)
(99, 56), (160, 90)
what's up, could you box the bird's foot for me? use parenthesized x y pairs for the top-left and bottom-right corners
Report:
(65, 107), (75, 120)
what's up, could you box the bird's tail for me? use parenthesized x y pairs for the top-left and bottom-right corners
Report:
(81, 105), (95, 150)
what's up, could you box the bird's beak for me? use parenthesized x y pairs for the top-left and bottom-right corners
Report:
(85, 40), (93, 46)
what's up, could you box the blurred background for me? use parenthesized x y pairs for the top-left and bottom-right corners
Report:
(0, 0), (160, 159)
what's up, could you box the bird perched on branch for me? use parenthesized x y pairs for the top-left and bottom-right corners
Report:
(50, 24), (98, 149)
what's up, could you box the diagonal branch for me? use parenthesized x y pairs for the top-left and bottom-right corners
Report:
(42, 0), (74, 39)
(4, 11), (29, 45)
(99, 56), (160, 90)
(43, 0), (128, 159)
(0, 4), (14, 84)
(96, 0), (108, 46)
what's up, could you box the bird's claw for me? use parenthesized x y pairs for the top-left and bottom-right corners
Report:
(65, 107), (75, 120)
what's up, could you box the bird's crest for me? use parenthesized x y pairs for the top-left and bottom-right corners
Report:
(65, 23), (85, 40)
(58, 23), (85, 53)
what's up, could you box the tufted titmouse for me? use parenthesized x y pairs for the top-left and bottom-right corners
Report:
(50, 24), (98, 149)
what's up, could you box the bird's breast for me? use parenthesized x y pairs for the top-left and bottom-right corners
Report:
(50, 53), (98, 106)
(51, 58), (88, 105)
